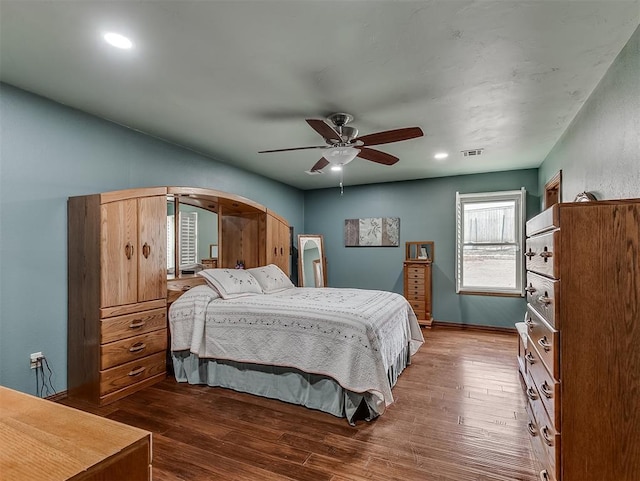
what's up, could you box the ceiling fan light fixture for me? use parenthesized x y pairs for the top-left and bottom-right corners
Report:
(330, 165), (342, 172)
(323, 146), (360, 166)
(434, 152), (449, 160)
(103, 32), (133, 49)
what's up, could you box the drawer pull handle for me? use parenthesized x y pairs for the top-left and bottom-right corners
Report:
(129, 342), (146, 353)
(124, 242), (134, 260)
(526, 387), (539, 401)
(128, 366), (146, 377)
(539, 250), (553, 259)
(525, 250), (536, 258)
(142, 242), (151, 259)
(540, 381), (553, 399)
(526, 352), (535, 364)
(129, 320), (146, 329)
(541, 426), (554, 446)
(538, 336), (551, 351)
(525, 285), (537, 294)
(540, 470), (550, 481)
(527, 421), (538, 437)
(525, 318), (535, 330)
(538, 295), (552, 305)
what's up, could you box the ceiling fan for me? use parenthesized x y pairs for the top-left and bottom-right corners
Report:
(259, 113), (424, 173)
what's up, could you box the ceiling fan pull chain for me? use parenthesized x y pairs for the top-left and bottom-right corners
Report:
(339, 170), (344, 196)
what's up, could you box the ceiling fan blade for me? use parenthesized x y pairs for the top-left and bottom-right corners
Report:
(357, 147), (399, 166)
(306, 119), (342, 142)
(310, 158), (330, 172)
(258, 145), (326, 153)
(357, 127), (424, 146)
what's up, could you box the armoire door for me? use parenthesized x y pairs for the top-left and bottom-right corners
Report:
(137, 196), (167, 302)
(101, 199), (138, 308)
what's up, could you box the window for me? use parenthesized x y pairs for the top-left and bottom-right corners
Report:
(167, 211), (198, 272)
(179, 211), (198, 265)
(456, 188), (526, 296)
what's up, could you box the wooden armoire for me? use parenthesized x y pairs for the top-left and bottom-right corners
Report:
(68, 187), (290, 405)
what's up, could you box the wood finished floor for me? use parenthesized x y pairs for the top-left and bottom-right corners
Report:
(61, 328), (539, 480)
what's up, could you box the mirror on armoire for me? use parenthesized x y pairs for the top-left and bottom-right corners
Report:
(167, 196), (219, 277)
(298, 234), (327, 287)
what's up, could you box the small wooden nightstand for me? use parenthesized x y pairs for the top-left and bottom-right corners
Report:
(403, 241), (434, 327)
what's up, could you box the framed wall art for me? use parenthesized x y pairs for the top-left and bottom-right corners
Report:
(344, 217), (399, 247)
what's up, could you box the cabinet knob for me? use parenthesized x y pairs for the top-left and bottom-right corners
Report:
(124, 242), (134, 260)
(537, 336), (552, 352)
(541, 426), (554, 446)
(540, 381), (553, 399)
(129, 342), (146, 353)
(128, 366), (146, 377)
(540, 248), (553, 260)
(538, 295), (552, 306)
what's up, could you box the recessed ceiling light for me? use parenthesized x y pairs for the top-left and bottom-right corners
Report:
(331, 166), (342, 172)
(103, 32), (133, 50)
(434, 152), (449, 160)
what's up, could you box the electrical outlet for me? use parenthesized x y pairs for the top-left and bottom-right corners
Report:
(30, 352), (43, 369)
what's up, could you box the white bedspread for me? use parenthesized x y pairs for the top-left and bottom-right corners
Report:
(169, 285), (423, 410)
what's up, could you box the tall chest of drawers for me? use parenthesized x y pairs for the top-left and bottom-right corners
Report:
(522, 200), (640, 481)
(403, 261), (433, 327)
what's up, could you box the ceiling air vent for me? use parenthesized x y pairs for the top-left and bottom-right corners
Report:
(461, 148), (484, 157)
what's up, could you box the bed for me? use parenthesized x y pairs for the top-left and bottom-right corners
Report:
(168, 265), (424, 423)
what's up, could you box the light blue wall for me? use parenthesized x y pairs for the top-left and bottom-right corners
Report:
(303, 169), (540, 329)
(539, 26), (640, 201)
(0, 84), (304, 396)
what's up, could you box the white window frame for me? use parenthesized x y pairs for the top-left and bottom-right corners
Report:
(455, 188), (526, 296)
(167, 211), (199, 271)
(178, 211), (198, 266)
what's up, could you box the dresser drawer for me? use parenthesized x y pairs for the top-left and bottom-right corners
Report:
(167, 276), (207, 292)
(408, 301), (425, 314)
(101, 308), (167, 344)
(525, 304), (559, 378)
(525, 230), (560, 279)
(528, 352), (560, 431)
(526, 206), (559, 237)
(100, 351), (166, 395)
(406, 278), (425, 288)
(525, 403), (557, 481)
(405, 267), (425, 279)
(530, 385), (561, 481)
(406, 291), (423, 301)
(526, 272), (560, 328)
(101, 329), (167, 370)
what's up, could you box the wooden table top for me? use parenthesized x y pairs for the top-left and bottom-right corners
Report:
(0, 386), (150, 481)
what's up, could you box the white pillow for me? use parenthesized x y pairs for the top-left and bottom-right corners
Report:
(197, 269), (263, 299)
(247, 264), (295, 294)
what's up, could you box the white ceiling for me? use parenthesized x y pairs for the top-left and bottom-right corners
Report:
(1, 1), (638, 190)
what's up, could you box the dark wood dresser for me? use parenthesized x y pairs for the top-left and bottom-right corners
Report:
(522, 199), (639, 481)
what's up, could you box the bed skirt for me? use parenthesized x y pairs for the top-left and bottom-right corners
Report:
(171, 344), (411, 424)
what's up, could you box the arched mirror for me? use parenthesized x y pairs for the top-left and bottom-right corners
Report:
(298, 234), (327, 287)
(167, 195), (219, 277)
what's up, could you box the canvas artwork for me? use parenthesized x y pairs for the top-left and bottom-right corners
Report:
(345, 217), (400, 247)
